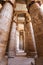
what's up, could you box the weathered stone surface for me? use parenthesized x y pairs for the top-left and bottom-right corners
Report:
(7, 0), (15, 5)
(19, 32), (24, 50)
(16, 0), (26, 4)
(0, 2), (13, 60)
(26, 0), (35, 5)
(24, 22), (37, 57)
(17, 24), (24, 31)
(14, 3), (28, 12)
(0, 56), (8, 65)
(8, 22), (16, 57)
(29, 3), (43, 56)
(8, 57), (35, 65)
(35, 57), (43, 65)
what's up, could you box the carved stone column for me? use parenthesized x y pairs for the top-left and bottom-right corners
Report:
(8, 22), (16, 57)
(24, 21), (37, 57)
(0, 0), (15, 61)
(28, 0), (43, 56)
(19, 31), (24, 50)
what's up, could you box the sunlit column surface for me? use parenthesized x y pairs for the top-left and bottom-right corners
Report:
(29, 22), (37, 53)
(0, 2), (13, 60)
(16, 30), (19, 51)
(0, 4), (2, 9)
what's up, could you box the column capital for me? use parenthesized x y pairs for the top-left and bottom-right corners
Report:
(27, 0), (41, 12)
(7, 0), (15, 6)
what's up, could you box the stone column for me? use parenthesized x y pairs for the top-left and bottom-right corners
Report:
(24, 22), (37, 57)
(8, 22), (16, 57)
(23, 31), (25, 51)
(16, 30), (20, 51)
(0, 0), (15, 61)
(19, 32), (24, 50)
(28, 0), (43, 56)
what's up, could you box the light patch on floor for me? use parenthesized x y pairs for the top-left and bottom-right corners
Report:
(8, 57), (35, 65)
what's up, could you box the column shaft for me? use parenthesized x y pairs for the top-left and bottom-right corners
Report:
(8, 22), (16, 57)
(0, 2), (13, 61)
(25, 22), (37, 57)
(29, 2), (43, 56)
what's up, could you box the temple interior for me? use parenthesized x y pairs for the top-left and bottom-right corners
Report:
(0, 0), (43, 65)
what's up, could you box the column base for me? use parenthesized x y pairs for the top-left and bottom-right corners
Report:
(8, 50), (16, 58)
(0, 56), (8, 65)
(26, 52), (37, 58)
(35, 57), (43, 65)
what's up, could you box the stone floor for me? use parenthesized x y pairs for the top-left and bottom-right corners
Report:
(8, 57), (35, 65)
